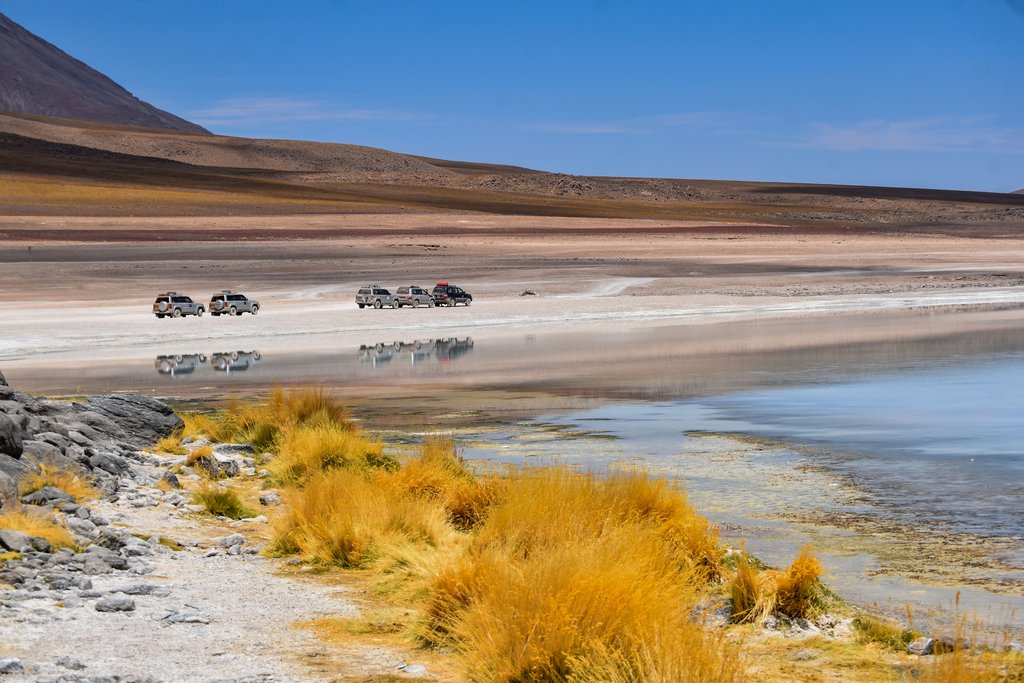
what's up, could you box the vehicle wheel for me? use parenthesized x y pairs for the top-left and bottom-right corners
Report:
(174, 355), (183, 363)
(412, 299), (419, 308)
(428, 300), (435, 308)
(392, 300), (401, 309)
(375, 343), (384, 352)
(197, 308), (204, 317)
(231, 351), (239, 360)
(251, 305), (259, 315)
(373, 300), (383, 309)
(448, 299), (456, 307)
(358, 304), (365, 309)
(252, 351), (261, 360)
(465, 299), (471, 306)
(230, 306), (238, 316)
(172, 308), (182, 318)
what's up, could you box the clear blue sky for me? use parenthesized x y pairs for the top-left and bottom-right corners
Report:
(5, 0), (1024, 191)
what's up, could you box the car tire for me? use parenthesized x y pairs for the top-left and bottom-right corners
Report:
(448, 299), (456, 307)
(374, 300), (383, 309)
(429, 300), (435, 308)
(375, 343), (384, 352)
(465, 299), (471, 306)
(358, 304), (364, 309)
(230, 306), (238, 316)
(251, 305), (259, 315)
(197, 308), (204, 317)
(392, 300), (401, 309)
(173, 308), (182, 318)
(412, 300), (419, 308)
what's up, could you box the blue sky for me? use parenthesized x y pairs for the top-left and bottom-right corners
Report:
(4, 1), (1023, 191)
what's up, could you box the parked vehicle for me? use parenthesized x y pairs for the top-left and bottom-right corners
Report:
(356, 285), (398, 309)
(209, 291), (260, 316)
(154, 353), (206, 376)
(395, 285), (434, 308)
(153, 292), (204, 318)
(431, 282), (472, 307)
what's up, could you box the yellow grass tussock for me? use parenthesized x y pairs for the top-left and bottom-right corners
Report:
(0, 506), (76, 549)
(730, 545), (824, 623)
(271, 422), (394, 486)
(19, 464), (98, 502)
(153, 434), (187, 455)
(192, 484), (257, 520)
(271, 467), (453, 567)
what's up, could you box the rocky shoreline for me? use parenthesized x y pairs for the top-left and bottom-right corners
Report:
(0, 371), (427, 682)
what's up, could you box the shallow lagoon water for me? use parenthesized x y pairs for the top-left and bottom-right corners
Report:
(460, 351), (1024, 630)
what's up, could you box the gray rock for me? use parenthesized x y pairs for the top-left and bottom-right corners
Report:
(0, 453), (29, 482)
(20, 440), (78, 472)
(214, 443), (255, 455)
(1009, 641), (1023, 653)
(397, 664), (428, 675)
(75, 506), (91, 519)
(160, 471), (181, 489)
(35, 431), (71, 452)
(0, 529), (31, 551)
(76, 394), (183, 447)
(90, 514), (110, 526)
(67, 429), (95, 447)
(22, 485), (74, 505)
(0, 413), (23, 458)
(908, 636), (935, 656)
(259, 491), (281, 506)
(67, 517), (98, 538)
(117, 583), (168, 596)
(164, 610), (210, 624)
(88, 452), (129, 476)
(56, 655), (86, 670)
(82, 555), (113, 575)
(226, 544), (242, 556)
(95, 594), (136, 612)
(0, 657), (24, 674)
(47, 548), (75, 565)
(218, 533), (245, 548)
(30, 536), (52, 553)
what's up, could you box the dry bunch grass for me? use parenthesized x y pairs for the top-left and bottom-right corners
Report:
(19, 464), (98, 502)
(153, 434), (187, 455)
(0, 506), (76, 548)
(730, 545), (824, 623)
(192, 484), (256, 520)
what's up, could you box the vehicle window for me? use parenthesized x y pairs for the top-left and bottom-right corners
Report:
(211, 295), (224, 301)
(156, 297), (169, 303)
(358, 288), (369, 295)
(228, 295), (245, 301)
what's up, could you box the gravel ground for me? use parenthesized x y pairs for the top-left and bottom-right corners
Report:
(0, 468), (428, 683)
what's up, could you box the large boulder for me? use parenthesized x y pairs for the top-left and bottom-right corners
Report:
(75, 394), (183, 447)
(0, 413), (23, 458)
(0, 453), (28, 481)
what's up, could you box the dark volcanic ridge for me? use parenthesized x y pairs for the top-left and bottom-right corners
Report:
(0, 12), (206, 134)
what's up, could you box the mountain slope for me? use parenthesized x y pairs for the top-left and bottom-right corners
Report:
(0, 12), (206, 133)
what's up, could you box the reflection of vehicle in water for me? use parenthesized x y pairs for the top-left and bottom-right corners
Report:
(212, 350), (262, 373)
(155, 353), (207, 377)
(358, 338), (473, 367)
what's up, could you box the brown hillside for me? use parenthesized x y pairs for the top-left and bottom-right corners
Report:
(1, 111), (1023, 235)
(0, 12), (206, 133)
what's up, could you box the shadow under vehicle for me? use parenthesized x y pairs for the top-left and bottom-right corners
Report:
(155, 353), (207, 377)
(212, 350), (262, 373)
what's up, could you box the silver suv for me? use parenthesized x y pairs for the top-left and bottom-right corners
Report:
(210, 291), (260, 316)
(395, 285), (434, 308)
(356, 285), (398, 309)
(153, 292), (205, 318)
